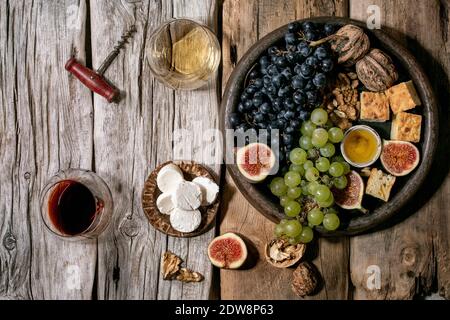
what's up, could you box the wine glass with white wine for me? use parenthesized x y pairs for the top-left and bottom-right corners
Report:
(147, 18), (221, 90)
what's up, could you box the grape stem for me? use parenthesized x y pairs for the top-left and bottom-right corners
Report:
(275, 48), (289, 56)
(296, 31), (306, 41)
(244, 63), (258, 87)
(356, 206), (369, 214)
(309, 34), (346, 47)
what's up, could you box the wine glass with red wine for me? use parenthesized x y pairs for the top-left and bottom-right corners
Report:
(40, 169), (113, 239)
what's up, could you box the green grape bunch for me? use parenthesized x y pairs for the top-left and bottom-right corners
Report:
(270, 107), (351, 245)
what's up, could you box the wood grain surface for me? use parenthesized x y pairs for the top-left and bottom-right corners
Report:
(221, 0), (350, 300)
(0, 0), (220, 300)
(0, 0), (97, 299)
(220, 0), (449, 300)
(349, 0), (450, 300)
(89, 0), (220, 300)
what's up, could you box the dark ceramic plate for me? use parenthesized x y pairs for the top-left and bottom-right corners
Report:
(221, 17), (438, 236)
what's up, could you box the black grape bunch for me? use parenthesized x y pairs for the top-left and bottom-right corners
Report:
(229, 21), (337, 173)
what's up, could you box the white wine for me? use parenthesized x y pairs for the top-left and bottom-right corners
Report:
(148, 19), (221, 90)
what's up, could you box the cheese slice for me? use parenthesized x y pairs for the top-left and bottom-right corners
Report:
(156, 193), (174, 215)
(170, 208), (202, 233)
(385, 81), (421, 114)
(192, 176), (219, 206)
(173, 181), (202, 210)
(365, 168), (396, 202)
(390, 111), (422, 142)
(157, 163), (184, 193)
(360, 92), (390, 122)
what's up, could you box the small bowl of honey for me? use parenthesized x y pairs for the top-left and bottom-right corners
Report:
(341, 125), (382, 168)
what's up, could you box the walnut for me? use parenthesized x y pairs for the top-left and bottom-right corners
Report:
(162, 251), (182, 280)
(356, 48), (398, 91)
(360, 167), (372, 177)
(330, 25), (371, 67)
(292, 262), (320, 297)
(311, 25), (370, 67)
(347, 72), (358, 80)
(330, 112), (352, 130)
(162, 251), (204, 283)
(265, 238), (306, 268)
(302, 197), (319, 214)
(325, 72), (361, 130)
(176, 268), (204, 282)
(297, 196), (320, 224)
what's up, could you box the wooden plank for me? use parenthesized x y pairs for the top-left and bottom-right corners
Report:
(0, 0), (96, 299)
(160, 0), (220, 301)
(221, 0), (350, 300)
(91, 0), (219, 299)
(349, 0), (450, 299)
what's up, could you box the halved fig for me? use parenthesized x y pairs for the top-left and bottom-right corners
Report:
(236, 143), (276, 183)
(207, 233), (247, 269)
(332, 170), (367, 212)
(380, 140), (420, 176)
(265, 238), (306, 268)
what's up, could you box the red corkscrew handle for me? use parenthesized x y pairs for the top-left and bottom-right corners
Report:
(65, 58), (119, 103)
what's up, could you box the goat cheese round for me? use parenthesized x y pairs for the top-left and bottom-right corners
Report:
(170, 208), (202, 233)
(192, 176), (219, 206)
(173, 181), (202, 210)
(156, 193), (174, 215)
(157, 163), (184, 193)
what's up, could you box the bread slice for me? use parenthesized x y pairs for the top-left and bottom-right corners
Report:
(390, 111), (422, 143)
(385, 80), (421, 114)
(360, 92), (390, 122)
(365, 168), (396, 202)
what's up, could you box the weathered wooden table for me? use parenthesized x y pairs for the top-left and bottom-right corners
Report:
(1, 0), (449, 300)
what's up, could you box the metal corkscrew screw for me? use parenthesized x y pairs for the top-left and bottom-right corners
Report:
(65, 25), (137, 103)
(96, 25), (137, 76)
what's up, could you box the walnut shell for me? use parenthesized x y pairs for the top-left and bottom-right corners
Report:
(330, 25), (370, 67)
(356, 48), (399, 91)
(264, 238), (306, 268)
(291, 262), (319, 297)
(161, 251), (204, 283)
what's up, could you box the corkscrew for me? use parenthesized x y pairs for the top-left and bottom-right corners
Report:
(65, 25), (137, 103)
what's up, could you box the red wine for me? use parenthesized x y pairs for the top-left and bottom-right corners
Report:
(48, 180), (101, 236)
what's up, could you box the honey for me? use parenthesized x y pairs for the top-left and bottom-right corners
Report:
(342, 127), (380, 165)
